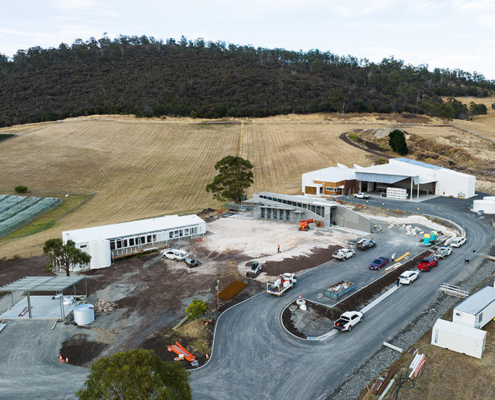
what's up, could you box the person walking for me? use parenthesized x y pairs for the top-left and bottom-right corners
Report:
(380, 225), (383, 234)
(278, 244), (281, 254)
(374, 224), (377, 232)
(396, 277), (400, 287)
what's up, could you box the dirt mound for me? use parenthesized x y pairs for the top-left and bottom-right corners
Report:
(60, 333), (108, 366)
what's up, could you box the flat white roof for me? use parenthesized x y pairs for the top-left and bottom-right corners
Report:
(63, 214), (204, 244)
(434, 319), (486, 340)
(303, 167), (356, 182)
(455, 286), (495, 315)
(355, 163), (436, 184)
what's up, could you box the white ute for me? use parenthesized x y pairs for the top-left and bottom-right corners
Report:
(267, 273), (297, 296)
(163, 249), (189, 261)
(333, 248), (356, 261)
(334, 311), (363, 332)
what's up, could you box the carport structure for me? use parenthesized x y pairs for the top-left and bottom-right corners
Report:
(0, 276), (87, 319)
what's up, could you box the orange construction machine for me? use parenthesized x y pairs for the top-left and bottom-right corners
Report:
(299, 219), (315, 231)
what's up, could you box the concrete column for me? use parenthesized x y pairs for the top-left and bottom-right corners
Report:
(27, 292), (32, 319)
(417, 183), (420, 199)
(410, 179), (413, 201)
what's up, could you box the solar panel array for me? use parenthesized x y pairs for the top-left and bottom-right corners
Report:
(0, 195), (62, 238)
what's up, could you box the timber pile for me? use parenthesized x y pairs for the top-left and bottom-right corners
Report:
(95, 300), (117, 313)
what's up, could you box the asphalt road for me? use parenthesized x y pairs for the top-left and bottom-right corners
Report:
(0, 195), (492, 399)
(190, 196), (494, 400)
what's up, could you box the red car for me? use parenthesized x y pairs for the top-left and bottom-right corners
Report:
(418, 254), (438, 271)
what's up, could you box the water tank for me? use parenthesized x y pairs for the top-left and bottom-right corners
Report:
(89, 240), (111, 269)
(74, 304), (95, 325)
(423, 234), (430, 245)
(431, 231), (438, 241)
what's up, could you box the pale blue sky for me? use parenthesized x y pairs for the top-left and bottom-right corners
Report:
(1, 0), (495, 79)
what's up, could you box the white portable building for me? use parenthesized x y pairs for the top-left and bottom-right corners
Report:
(62, 215), (206, 270)
(453, 286), (495, 329)
(431, 319), (486, 359)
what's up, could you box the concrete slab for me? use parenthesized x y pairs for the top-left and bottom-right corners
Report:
(1, 295), (84, 320)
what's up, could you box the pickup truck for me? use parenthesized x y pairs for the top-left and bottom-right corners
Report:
(418, 254), (438, 271)
(434, 246), (452, 260)
(334, 311), (364, 332)
(354, 192), (371, 199)
(356, 239), (376, 251)
(266, 273), (297, 296)
(333, 248), (355, 261)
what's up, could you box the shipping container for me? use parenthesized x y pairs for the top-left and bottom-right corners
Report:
(453, 286), (495, 329)
(431, 319), (486, 359)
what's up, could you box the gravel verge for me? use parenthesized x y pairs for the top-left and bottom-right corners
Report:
(327, 254), (495, 400)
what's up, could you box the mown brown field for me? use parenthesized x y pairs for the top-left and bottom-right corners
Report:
(0, 109), (494, 259)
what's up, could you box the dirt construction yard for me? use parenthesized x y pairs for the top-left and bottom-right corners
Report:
(0, 216), (348, 372)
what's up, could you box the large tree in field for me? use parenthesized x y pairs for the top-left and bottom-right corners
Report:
(388, 130), (409, 156)
(43, 238), (91, 277)
(206, 156), (254, 203)
(76, 349), (192, 400)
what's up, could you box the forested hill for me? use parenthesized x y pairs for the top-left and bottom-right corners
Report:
(1, 35), (494, 126)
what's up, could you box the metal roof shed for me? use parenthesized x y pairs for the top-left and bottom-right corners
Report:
(453, 286), (495, 329)
(0, 276), (87, 319)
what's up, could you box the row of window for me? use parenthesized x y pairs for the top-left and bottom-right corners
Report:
(259, 195), (326, 218)
(110, 235), (157, 250)
(260, 208), (291, 221)
(168, 227), (198, 239)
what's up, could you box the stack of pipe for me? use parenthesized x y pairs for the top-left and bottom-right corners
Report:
(409, 353), (425, 379)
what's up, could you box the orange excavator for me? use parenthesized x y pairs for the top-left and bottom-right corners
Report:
(299, 219), (315, 231)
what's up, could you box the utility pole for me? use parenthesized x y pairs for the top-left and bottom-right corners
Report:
(216, 280), (220, 311)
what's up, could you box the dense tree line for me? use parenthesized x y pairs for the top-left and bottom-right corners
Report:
(0, 35), (494, 126)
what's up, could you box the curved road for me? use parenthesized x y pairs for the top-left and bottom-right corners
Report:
(190, 196), (494, 400)
(0, 196), (492, 399)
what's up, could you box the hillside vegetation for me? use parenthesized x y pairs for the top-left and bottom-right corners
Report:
(1, 35), (494, 126)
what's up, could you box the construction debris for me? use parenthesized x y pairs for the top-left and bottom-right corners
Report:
(94, 300), (117, 313)
(383, 342), (403, 353)
(409, 353), (426, 379)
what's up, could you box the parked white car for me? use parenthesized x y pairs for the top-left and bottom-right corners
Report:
(399, 270), (419, 285)
(332, 248), (356, 261)
(354, 192), (371, 199)
(434, 245), (453, 259)
(163, 249), (189, 261)
(450, 237), (466, 248)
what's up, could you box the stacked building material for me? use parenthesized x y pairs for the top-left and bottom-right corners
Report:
(94, 300), (116, 313)
(409, 353), (425, 379)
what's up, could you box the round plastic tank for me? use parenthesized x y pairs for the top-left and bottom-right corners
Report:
(430, 231), (437, 241)
(74, 304), (95, 325)
(472, 197), (495, 214)
(423, 234), (430, 245)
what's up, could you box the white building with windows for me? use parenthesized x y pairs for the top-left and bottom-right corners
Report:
(62, 215), (206, 270)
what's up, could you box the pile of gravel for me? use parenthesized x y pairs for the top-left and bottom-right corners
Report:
(327, 257), (495, 400)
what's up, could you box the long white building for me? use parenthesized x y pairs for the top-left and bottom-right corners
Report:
(62, 215), (206, 270)
(302, 158), (476, 199)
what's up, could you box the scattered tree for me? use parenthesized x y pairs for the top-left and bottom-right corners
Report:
(206, 156), (254, 203)
(435, 103), (456, 122)
(186, 299), (209, 321)
(388, 130), (409, 156)
(76, 349), (192, 400)
(14, 185), (28, 193)
(43, 238), (91, 276)
(328, 88), (348, 116)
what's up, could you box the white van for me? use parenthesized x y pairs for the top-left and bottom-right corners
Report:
(163, 249), (189, 261)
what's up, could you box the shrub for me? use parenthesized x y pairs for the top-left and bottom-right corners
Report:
(388, 130), (409, 156)
(348, 134), (359, 142)
(14, 185), (28, 193)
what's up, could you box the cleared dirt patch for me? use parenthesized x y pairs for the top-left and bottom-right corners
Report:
(262, 245), (341, 275)
(218, 281), (248, 300)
